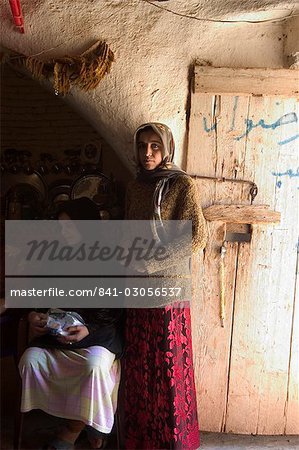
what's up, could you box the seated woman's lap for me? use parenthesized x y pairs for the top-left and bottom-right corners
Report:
(19, 346), (116, 375)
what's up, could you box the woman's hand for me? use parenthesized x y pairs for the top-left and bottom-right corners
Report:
(57, 325), (89, 345)
(28, 311), (48, 338)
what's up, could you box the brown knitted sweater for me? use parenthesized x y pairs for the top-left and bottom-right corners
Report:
(126, 174), (207, 250)
(125, 174), (207, 306)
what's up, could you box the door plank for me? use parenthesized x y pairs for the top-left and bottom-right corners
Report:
(225, 97), (297, 434)
(195, 67), (299, 97)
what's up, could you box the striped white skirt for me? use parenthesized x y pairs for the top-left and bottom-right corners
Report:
(19, 346), (120, 434)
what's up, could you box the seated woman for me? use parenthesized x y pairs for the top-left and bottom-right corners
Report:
(18, 197), (124, 450)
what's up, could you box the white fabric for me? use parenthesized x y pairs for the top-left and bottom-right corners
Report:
(19, 346), (120, 433)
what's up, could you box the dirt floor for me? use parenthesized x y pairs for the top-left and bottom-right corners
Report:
(1, 356), (298, 450)
(200, 432), (299, 449)
(2, 409), (299, 450)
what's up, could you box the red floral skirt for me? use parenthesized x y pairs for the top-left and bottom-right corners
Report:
(124, 304), (200, 449)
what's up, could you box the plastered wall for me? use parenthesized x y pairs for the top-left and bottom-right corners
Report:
(0, 0), (298, 436)
(0, 1), (298, 170)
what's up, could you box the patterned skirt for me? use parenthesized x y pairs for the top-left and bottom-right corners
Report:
(124, 304), (200, 449)
(19, 346), (120, 434)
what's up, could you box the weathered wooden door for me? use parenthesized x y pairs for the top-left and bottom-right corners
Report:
(188, 67), (298, 434)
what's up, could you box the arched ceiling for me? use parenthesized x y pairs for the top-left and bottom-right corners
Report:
(1, 0), (298, 171)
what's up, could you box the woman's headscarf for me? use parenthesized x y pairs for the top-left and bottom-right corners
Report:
(134, 122), (185, 181)
(133, 122), (187, 241)
(134, 122), (175, 165)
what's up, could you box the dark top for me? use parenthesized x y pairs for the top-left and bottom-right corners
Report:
(30, 308), (125, 359)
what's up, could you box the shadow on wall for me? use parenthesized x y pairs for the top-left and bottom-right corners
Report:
(0, 65), (132, 186)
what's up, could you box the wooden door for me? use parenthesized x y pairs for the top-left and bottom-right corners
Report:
(188, 67), (299, 434)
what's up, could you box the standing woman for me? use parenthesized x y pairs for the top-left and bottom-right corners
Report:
(124, 123), (207, 449)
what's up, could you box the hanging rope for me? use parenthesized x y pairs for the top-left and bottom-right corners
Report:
(2, 40), (114, 96)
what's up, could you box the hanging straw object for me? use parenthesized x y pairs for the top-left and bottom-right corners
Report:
(24, 56), (47, 80)
(1, 49), (49, 80)
(76, 41), (114, 91)
(2, 41), (114, 96)
(53, 57), (75, 96)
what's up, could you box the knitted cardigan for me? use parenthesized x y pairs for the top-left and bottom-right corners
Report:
(125, 174), (207, 306)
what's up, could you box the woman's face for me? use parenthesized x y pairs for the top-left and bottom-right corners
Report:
(137, 130), (164, 170)
(58, 211), (81, 245)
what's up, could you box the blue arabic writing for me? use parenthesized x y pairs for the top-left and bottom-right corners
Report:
(235, 112), (298, 141)
(272, 168), (299, 188)
(202, 105), (298, 146)
(203, 117), (216, 133)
